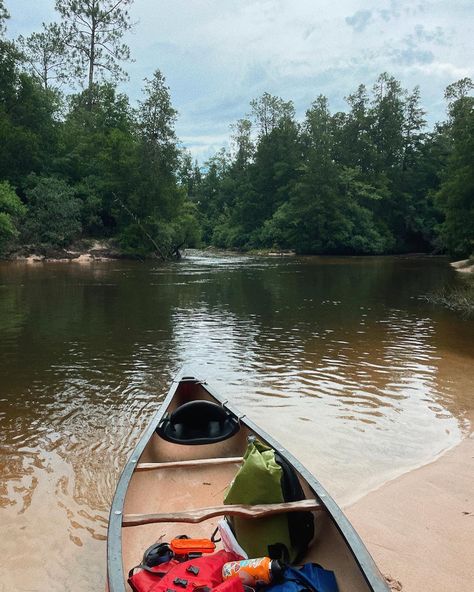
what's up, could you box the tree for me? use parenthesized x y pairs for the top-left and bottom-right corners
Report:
(178, 150), (202, 202)
(60, 82), (137, 233)
(445, 77), (474, 103)
(0, 181), (27, 254)
(55, 0), (134, 101)
(367, 74), (434, 250)
(133, 69), (180, 221)
(18, 23), (68, 90)
(22, 177), (82, 247)
(0, 39), (60, 185)
(230, 118), (254, 169)
(226, 94), (300, 247)
(334, 84), (377, 177)
(138, 70), (179, 177)
(402, 86), (426, 170)
(118, 70), (199, 258)
(370, 73), (405, 173)
(0, 0), (9, 38)
(195, 149), (232, 244)
(394, 85), (440, 251)
(250, 92), (295, 137)
(261, 95), (393, 254)
(435, 78), (474, 256)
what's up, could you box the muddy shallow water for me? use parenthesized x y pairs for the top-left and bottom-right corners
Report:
(1, 252), (473, 591)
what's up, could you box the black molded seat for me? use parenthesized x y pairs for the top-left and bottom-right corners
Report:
(156, 400), (240, 445)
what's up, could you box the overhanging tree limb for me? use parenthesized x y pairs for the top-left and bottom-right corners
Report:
(112, 193), (166, 261)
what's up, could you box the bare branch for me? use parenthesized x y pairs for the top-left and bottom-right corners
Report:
(102, 0), (128, 20)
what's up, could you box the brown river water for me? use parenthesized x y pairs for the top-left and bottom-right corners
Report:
(1, 252), (473, 591)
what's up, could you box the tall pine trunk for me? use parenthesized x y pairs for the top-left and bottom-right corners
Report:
(87, 18), (96, 109)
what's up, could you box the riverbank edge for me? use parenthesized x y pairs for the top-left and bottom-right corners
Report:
(4, 239), (131, 263)
(3, 243), (459, 263)
(451, 257), (474, 273)
(346, 415), (474, 592)
(11, 245), (294, 261)
(420, 257), (474, 317)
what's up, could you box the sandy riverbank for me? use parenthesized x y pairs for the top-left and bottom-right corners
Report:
(347, 423), (474, 591)
(451, 258), (474, 273)
(7, 239), (125, 263)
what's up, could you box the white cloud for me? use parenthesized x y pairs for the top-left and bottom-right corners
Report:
(5, 0), (474, 161)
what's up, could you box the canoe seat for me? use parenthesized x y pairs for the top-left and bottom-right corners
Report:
(156, 400), (240, 445)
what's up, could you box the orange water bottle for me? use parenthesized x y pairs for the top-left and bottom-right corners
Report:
(222, 557), (284, 586)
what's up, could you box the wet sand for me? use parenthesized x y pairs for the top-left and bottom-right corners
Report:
(347, 424), (474, 591)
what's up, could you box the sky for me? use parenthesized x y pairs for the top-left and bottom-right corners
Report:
(5, 0), (474, 162)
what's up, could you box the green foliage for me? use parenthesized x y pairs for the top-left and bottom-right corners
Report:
(0, 3), (472, 263)
(22, 176), (82, 247)
(0, 181), (26, 217)
(118, 217), (167, 258)
(138, 69), (179, 184)
(58, 83), (137, 233)
(18, 23), (67, 89)
(196, 76), (472, 257)
(0, 212), (16, 252)
(118, 199), (201, 258)
(0, 6), (197, 259)
(171, 200), (202, 249)
(435, 78), (474, 257)
(250, 92), (295, 137)
(114, 69), (193, 257)
(0, 39), (60, 186)
(74, 177), (103, 234)
(55, 0), (134, 94)
(0, 0), (9, 37)
(0, 181), (27, 253)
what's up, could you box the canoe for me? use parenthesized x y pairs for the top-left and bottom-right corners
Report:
(107, 368), (390, 592)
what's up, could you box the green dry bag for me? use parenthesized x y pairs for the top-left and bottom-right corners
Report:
(223, 439), (314, 563)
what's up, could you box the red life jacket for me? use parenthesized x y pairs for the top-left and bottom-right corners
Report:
(128, 550), (244, 592)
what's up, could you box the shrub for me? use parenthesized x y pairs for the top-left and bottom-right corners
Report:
(0, 181), (27, 254)
(22, 176), (82, 247)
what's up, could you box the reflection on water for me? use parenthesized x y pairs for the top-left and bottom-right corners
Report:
(0, 252), (473, 590)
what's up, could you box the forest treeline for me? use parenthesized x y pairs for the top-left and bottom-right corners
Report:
(199, 78), (473, 257)
(0, 0), (473, 259)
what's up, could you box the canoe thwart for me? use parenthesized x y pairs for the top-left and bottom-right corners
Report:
(136, 457), (244, 471)
(122, 499), (322, 527)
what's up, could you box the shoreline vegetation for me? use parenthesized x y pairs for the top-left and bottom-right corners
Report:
(0, 2), (473, 265)
(4, 244), (457, 262)
(421, 257), (474, 317)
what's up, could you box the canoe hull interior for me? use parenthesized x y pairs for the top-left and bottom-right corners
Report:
(107, 373), (389, 592)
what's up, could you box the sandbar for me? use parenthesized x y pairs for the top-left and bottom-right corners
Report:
(347, 424), (474, 591)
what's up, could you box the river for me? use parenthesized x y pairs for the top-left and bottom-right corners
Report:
(1, 252), (473, 591)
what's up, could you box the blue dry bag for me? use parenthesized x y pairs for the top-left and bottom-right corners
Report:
(268, 563), (338, 592)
